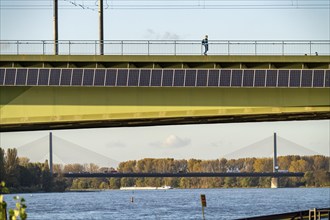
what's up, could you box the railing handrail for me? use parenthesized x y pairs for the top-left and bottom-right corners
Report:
(1, 39), (330, 42)
(1, 40), (329, 56)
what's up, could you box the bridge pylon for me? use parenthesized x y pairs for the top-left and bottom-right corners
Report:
(271, 132), (279, 188)
(49, 132), (53, 176)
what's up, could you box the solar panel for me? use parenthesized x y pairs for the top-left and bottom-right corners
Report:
(313, 70), (324, 87)
(231, 70), (243, 87)
(301, 70), (313, 87)
(4, 69), (16, 85)
(254, 70), (266, 87)
(16, 69), (27, 85)
(38, 69), (50, 85)
(325, 70), (330, 87)
(289, 70), (301, 87)
(185, 70), (196, 87)
(139, 69), (151, 86)
(3, 68), (322, 89)
(173, 69), (185, 87)
(196, 70), (208, 87)
(27, 69), (38, 85)
(162, 69), (173, 86)
(128, 69), (139, 86)
(49, 69), (61, 86)
(83, 69), (94, 86)
(278, 70), (289, 87)
(219, 70), (231, 87)
(60, 69), (72, 86)
(71, 69), (83, 86)
(94, 69), (106, 86)
(266, 70), (277, 87)
(0, 69), (5, 85)
(150, 69), (162, 86)
(117, 69), (128, 86)
(105, 69), (117, 86)
(208, 70), (219, 87)
(242, 70), (254, 87)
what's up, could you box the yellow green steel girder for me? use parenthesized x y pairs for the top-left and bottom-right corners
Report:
(0, 86), (329, 127)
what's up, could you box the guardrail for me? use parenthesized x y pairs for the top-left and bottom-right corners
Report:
(237, 208), (330, 220)
(0, 40), (329, 56)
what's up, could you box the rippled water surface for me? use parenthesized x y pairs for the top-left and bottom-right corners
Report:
(4, 188), (329, 219)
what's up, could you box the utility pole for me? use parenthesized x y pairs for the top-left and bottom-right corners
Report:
(53, 0), (58, 55)
(99, 0), (104, 55)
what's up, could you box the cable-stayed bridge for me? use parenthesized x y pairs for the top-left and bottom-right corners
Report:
(223, 135), (320, 159)
(16, 134), (119, 168)
(13, 133), (321, 168)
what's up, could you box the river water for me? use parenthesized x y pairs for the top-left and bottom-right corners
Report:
(4, 188), (329, 220)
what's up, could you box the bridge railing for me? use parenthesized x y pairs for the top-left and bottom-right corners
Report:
(0, 40), (329, 56)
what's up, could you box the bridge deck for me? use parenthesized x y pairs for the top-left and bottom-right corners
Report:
(0, 55), (329, 132)
(1, 55), (329, 69)
(62, 172), (305, 178)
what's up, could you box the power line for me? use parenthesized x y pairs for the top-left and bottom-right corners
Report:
(1, 0), (329, 10)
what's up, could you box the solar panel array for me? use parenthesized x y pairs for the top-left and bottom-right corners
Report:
(0, 68), (329, 88)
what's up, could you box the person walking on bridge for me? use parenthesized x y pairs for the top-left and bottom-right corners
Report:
(202, 35), (208, 55)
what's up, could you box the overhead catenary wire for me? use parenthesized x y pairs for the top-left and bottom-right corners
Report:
(1, 0), (329, 10)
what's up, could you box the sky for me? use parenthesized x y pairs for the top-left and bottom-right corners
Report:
(0, 0), (329, 41)
(0, 1), (329, 165)
(0, 120), (329, 166)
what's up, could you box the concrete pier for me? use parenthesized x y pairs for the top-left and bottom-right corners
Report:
(271, 177), (278, 188)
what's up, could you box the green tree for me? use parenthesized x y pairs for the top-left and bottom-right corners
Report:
(18, 165), (35, 187)
(41, 160), (52, 192)
(5, 148), (20, 187)
(118, 160), (136, 173)
(253, 158), (272, 172)
(0, 148), (5, 182)
(219, 158), (228, 172)
(289, 159), (308, 172)
(313, 155), (329, 171)
(224, 177), (236, 188)
(109, 178), (120, 189)
(99, 181), (108, 189)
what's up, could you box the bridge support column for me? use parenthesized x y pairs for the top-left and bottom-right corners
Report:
(271, 178), (278, 188)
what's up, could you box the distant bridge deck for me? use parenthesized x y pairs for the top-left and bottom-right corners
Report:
(62, 172), (305, 178)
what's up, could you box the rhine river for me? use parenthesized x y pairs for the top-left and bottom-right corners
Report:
(4, 188), (329, 219)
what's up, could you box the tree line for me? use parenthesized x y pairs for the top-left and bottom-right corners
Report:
(0, 147), (329, 192)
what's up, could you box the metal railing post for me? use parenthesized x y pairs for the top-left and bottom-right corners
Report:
(255, 41), (257, 55)
(69, 41), (71, 55)
(42, 41), (45, 55)
(282, 41), (284, 56)
(147, 40), (150, 55)
(121, 40), (123, 55)
(95, 40), (97, 55)
(228, 41), (230, 55)
(174, 40), (177, 55)
(16, 40), (19, 55)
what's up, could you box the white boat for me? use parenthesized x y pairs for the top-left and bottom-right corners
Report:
(120, 185), (173, 190)
(160, 185), (173, 190)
